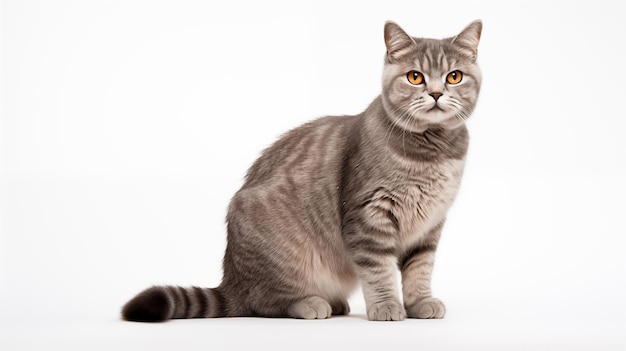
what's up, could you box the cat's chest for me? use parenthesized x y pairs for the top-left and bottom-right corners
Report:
(399, 159), (464, 225)
(363, 159), (465, 241)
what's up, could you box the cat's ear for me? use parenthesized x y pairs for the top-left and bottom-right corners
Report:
(451, 20), (482, 61)
(384, 21), (417, 63)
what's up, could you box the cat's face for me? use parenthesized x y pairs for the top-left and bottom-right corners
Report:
(381, 21), (482, 132)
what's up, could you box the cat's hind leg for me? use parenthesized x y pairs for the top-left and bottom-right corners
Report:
(330, 299), (350, 316)
(287, 296), (332, 319)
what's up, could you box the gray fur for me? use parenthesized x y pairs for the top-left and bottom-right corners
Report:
(122, 20), (482, 322)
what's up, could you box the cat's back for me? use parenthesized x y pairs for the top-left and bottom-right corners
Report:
(242, 115), (358, 189)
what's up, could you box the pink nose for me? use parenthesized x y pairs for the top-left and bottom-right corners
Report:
(429, 92), (442, 101)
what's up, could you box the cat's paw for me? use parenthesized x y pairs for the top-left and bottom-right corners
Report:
(367, 300), (406, 321)
(288, 296), (332, 319)
(406, 297), (446, 319)
(331, 299), (350, 316)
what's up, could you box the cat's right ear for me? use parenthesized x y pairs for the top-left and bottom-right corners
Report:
(384, 21), (416, 63)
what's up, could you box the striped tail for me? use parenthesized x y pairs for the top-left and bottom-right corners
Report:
(122, 285), (227, 322)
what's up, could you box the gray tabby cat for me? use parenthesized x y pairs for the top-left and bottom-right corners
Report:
(122, 20), (482, 322)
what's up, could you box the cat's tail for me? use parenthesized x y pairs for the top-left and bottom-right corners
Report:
(121, 285), (228, 322)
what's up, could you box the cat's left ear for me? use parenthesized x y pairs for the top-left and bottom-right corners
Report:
(451, 20), (482, 61)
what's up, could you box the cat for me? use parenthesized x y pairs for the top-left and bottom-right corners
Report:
(122, 20), (482, 322)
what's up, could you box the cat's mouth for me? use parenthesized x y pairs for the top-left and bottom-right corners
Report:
(427, 104), (445, 113)
(421, 104), (455, 124)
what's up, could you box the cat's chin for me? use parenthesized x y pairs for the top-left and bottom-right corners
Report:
(423, 109), (452, 123)
(405, 112), (465, 133)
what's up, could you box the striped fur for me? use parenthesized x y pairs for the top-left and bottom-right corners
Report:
(122, 286), (227, 321)
(122, 20), (482, 322)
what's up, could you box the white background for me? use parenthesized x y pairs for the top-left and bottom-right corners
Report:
(2, 0), (625, 350)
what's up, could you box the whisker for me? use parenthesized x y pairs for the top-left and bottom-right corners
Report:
(446, 99), (472, 122)
(381, 97), (429, 150)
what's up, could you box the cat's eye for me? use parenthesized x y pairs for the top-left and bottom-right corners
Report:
(446, 71), (463, 85)
(407, 71), (424, 85)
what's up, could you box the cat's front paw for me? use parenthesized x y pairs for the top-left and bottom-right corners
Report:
(367, 300), (406, 321)
(406, 297), (446, 319)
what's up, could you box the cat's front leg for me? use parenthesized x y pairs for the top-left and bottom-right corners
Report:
(344, 219), (406, 321)
(399, 221), (446, 319)
(362, 275), (406, 321)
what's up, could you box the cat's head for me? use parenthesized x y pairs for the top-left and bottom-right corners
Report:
(381, 21), (482, 132)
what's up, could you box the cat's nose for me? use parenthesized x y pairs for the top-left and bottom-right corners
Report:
(429, 92), (443, 101)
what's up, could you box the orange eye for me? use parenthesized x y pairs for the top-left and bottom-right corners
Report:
(446, 70), (463, 84)
(407, 71), (424, 85)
